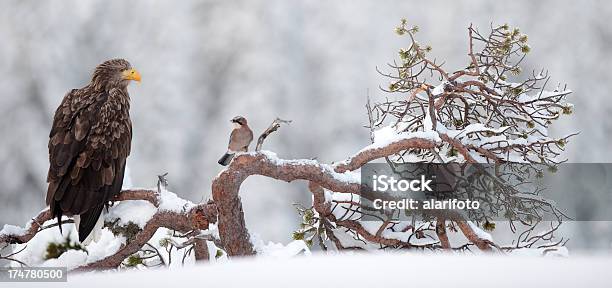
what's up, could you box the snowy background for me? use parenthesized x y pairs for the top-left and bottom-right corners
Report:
(1, 0), (611, 251)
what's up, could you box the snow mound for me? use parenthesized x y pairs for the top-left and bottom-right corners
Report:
(65, 253), (611, 288)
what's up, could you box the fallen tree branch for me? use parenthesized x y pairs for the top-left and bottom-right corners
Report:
(76, 210), (192, 271)
(0, 189), (218, 271)
(75, 201), (216, 271)
(0, 189), (164, 248)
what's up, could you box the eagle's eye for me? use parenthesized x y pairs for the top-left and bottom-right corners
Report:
(121, 68), (142, 82)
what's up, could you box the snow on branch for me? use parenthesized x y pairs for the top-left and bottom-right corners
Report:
(0, 189), (217, 271)
(334, 134), (440, 172)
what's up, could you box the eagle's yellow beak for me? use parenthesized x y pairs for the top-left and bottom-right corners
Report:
(122, 68), (141, 82)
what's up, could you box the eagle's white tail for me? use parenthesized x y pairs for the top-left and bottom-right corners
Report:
(73, 213), (105, 245)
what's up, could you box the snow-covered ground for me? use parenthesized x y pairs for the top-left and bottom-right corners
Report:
(14, 253), (607, 287)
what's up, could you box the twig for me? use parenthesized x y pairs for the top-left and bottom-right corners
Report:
(255, 118), (292, 151)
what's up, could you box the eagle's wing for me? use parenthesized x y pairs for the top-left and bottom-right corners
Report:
(46, 88), (132, 240)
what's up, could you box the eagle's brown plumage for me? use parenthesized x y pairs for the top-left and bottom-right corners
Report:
(46, 59), (139, 243)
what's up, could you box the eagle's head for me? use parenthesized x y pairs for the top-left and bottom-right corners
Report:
(91, 58), (141, 91)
